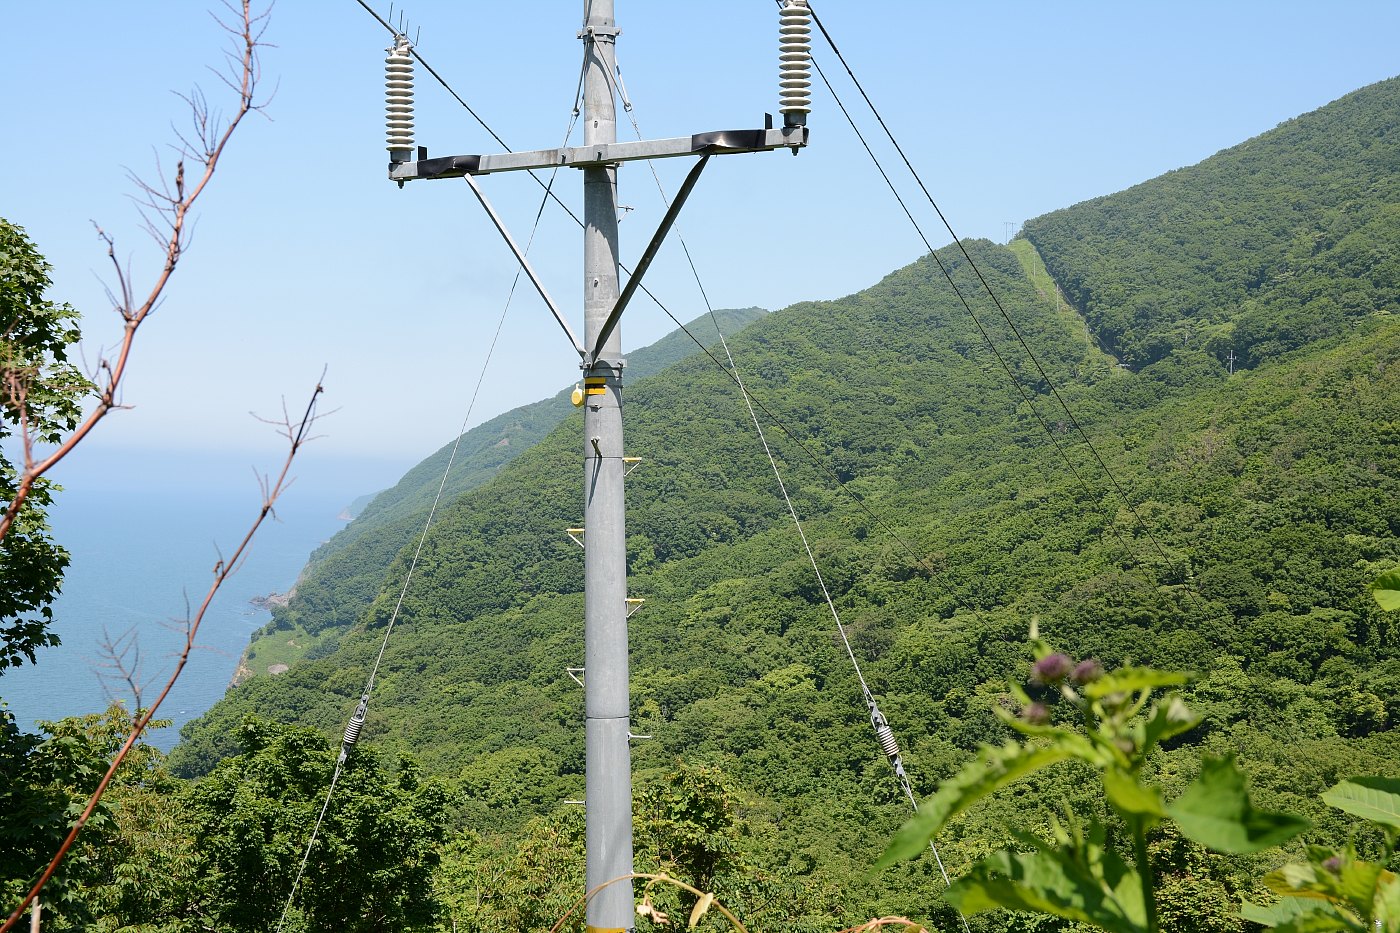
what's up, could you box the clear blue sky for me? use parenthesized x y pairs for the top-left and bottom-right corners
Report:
(3, 2), (1397, 498)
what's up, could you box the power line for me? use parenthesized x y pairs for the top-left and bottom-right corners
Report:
(806, 44), (1165, 598)
(806, 1), (1197, 598)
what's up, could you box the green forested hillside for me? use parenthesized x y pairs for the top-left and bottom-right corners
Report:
(239, 307), (765, 675)
(1022, 76), (1400, 370)
(151, 79), (1400, 930)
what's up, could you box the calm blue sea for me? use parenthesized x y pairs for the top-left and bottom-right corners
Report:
(0, 448), (404, 750)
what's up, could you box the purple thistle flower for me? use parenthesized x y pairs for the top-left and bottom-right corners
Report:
(1071, 659), (1104, 685)
(1021, 702), (1050, 725)
(1031, 653), (1073, 685)
(1322, 854), (1344, 874)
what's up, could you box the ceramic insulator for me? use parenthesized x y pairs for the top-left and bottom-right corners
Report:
(343, 696), (369, 748)
(779, 1), (812, 118)
(385, 37), (415, 153)
(876, 723), (900, 759)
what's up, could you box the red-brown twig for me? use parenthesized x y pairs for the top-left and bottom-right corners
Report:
(1, 377), (325, 933)
(0, 0), (268, 545)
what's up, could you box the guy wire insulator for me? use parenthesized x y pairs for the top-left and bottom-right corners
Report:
(778, 0), (812, 127)
(385, 35), (415, 162)
(876, 722), (901, 760)
(343, 694), (370, 749)
(867, 697), (902, 759)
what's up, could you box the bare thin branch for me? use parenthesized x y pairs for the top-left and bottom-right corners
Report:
(1, 375), (325, 933)
(0, 0), (268, 545)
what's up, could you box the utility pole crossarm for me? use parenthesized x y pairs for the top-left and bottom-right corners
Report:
(389, 126), (808, 182)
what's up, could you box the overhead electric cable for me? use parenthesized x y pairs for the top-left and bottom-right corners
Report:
(806, 1), (1197, 596)
(273, 59), (585, 928)
(796, 17), (1171, 596)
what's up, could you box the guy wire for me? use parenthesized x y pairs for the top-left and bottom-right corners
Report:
(272, 56), (584, 925)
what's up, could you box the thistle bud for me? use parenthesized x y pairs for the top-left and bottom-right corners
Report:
(1021, 702), (1050, 725)
(1071, 659), (1104, 685)
(1031, 653), (1073, 685)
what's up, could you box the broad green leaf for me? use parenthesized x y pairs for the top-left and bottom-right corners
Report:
(1083, 667), (1190, 699)
(1374, 873), (1400, 927)
(1322, 778), (1400, 831)
(1138, 697), (1201, 753)
(1265, 863), (1333, 900)
(1336, 861), (1388, 919)
(1243, 896), (1360, 930)
(944, 846), (1147, 933)
(1241, 896), (1321, 924)
(877, 743), (1073, 868)
(1266, 916), (1359, 932)
(1103, 769), (1166, 820)
(1168, 754), (1310, 853)
(1242, 896), (1363, 931)
(1269, 912), (1359, 931)
(1371, 568), (1400, 611)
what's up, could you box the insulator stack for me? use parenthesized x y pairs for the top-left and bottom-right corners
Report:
(343, 695), (369, 749)
(778, 0), (812, 126)
(385, 35), (415, 162)
(876, 723), (900, 759)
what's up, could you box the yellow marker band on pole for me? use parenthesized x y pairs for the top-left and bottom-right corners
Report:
(586, 387), (608, 396)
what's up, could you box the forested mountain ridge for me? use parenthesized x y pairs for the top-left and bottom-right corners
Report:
(159, 79), (1400, 929)
(236, 307), (765, 678)
(1022, 75), (1400, 370)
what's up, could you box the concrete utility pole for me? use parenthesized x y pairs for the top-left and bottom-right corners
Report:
(385, 5), (810, 930)
(578, 4), (633, 928)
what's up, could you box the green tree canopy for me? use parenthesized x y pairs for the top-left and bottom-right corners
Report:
(0, 218), (90, 672)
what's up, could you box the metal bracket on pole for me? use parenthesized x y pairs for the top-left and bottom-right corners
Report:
(589, 154), (711, 364)
(390, 126), (806, 183)
(566, 667), (585, 687)
(462, 174), (586, 358)
(566, 527), (586, 548)
(625, 597), (645, 618)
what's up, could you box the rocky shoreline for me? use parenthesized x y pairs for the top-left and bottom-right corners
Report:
(248, 590), (292, 611)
